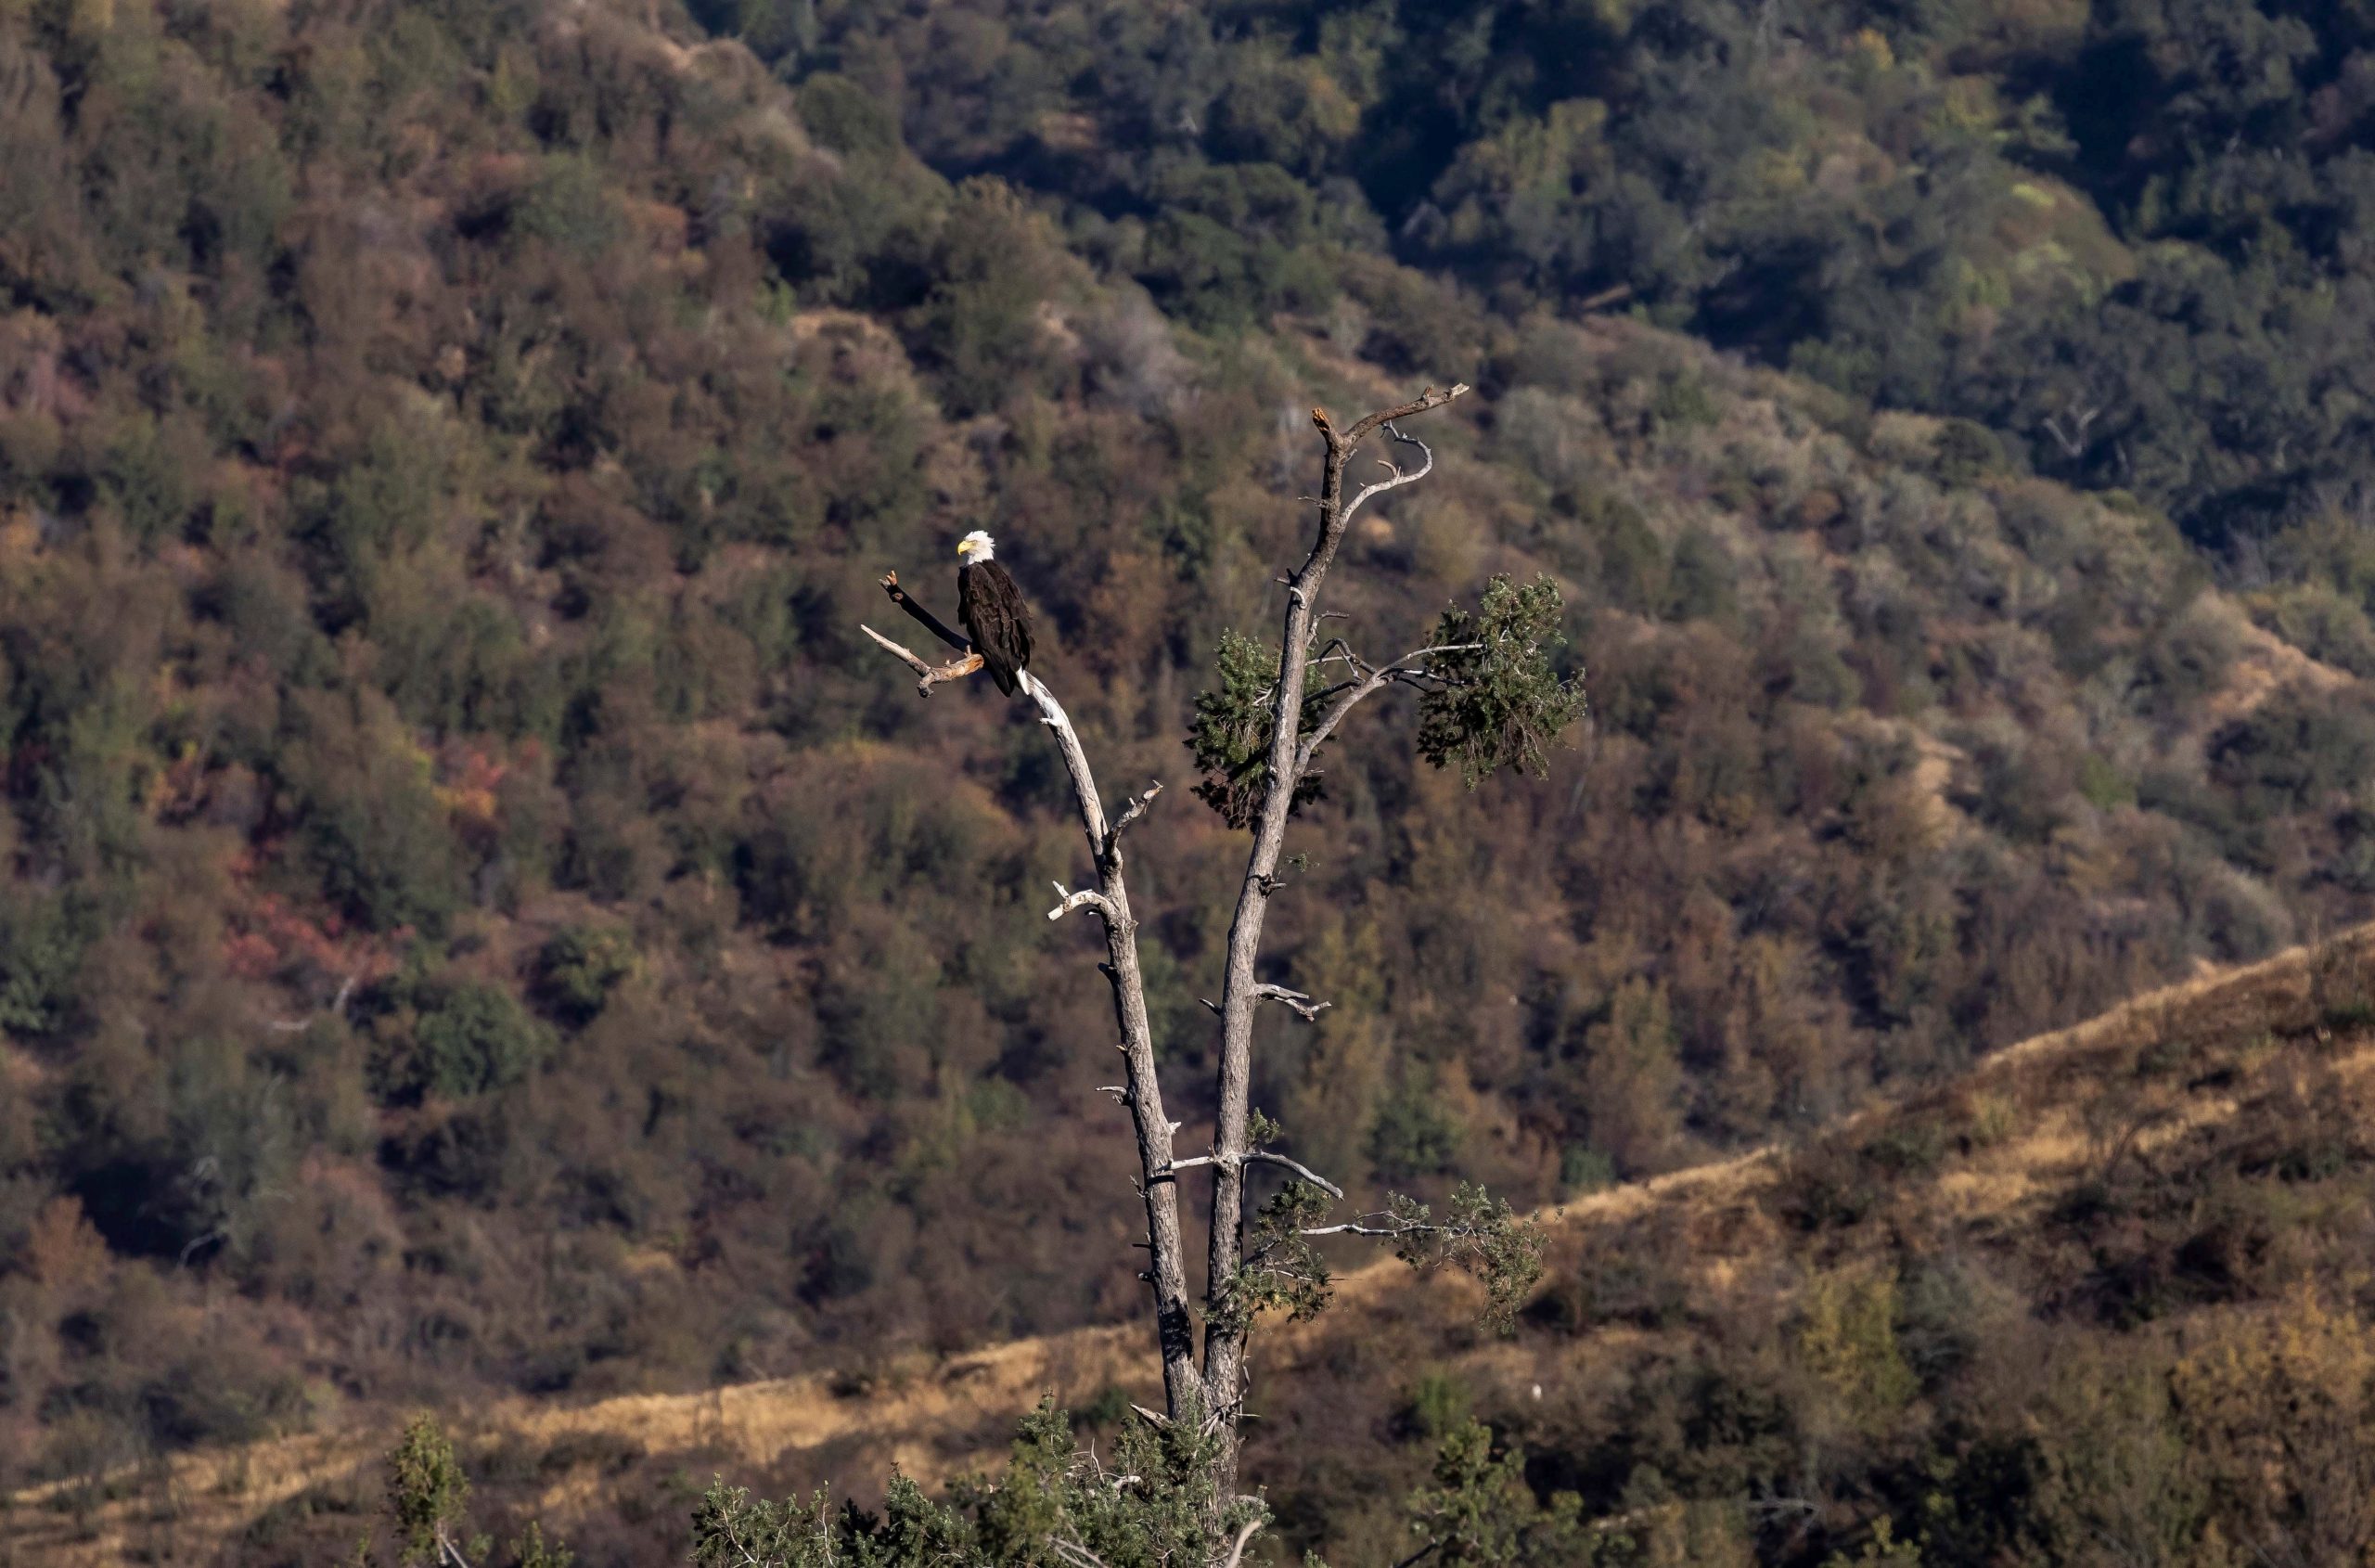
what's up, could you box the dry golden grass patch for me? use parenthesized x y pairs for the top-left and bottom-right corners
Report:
(14, 922), (2375, 1566)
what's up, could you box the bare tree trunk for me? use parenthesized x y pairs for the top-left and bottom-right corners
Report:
(867, 583), (1200, 1415)
(864, 381), (1473, 1489)
(1199, 387), (1467, 1482)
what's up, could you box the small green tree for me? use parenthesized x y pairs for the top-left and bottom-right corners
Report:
(414, 982), (554, 1099)
(504, 1523), (575, 1568)
(346, 1414), (571, 1568)
(368, 971), (557, 1103)
(1187, 631), (1330, 829)
(1823, 1518), (1925, 1568)
(533, 924), (637, 1025)
(1406, 1418), (1587, 1567)
(387, 1414), (475, 1567)
(1410, 573), (1585, 787)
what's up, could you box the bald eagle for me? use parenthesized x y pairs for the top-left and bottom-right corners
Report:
(956, 530), (1033, 697)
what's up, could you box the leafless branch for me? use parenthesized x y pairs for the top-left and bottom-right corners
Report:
(1051, 1540), (1110, 1568)
(2041, 406), (2099, 458)
(1312, 382), (1470, 454)
(1047, 881), (1121, 925)
(860, 623), (985, 694)
(268, 971), (359, 1033)
(1297, 642), (1484, 770)
(1106, 781), (1162, 857)
(1393, 642), (1480, 666)
(1162, 1149), (1342, 1199)
(1306, 636), (1373, 677)
(1246, 1150), (1343, 1198)
(1217, 1516), (1265, 1568)
(1298, 385), (1469, 574)
(1337, 419), (1441, 535)
(1745, 1497), (1823, 1519)
(1297, 1209), (1483, 1240)
(866, 571), (992, 693)
(1200, 983), (1329, 1022)
(1256, 983), (1329, 1021)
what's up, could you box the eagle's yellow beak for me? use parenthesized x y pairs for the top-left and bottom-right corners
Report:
(956, 538), (975, 557)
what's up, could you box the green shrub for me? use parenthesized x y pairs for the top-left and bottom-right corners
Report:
(415, 983), (553, 1099)
(0, 891), (92, 1038)
(373, 976), (555, 1103)
(1798, 1264), (1919, 1429)
(285, 695), (464, 936)
(533, 926), (636, 1025)
(1369, 1075), (1462, 1181)
(1560, 1144), (1615, 1194)
(1401, 1369), (1472, 1443)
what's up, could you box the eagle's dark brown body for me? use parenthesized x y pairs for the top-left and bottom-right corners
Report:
(958, 558), (1033, 697)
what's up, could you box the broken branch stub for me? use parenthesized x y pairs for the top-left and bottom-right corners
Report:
(859, 624), (984, 695)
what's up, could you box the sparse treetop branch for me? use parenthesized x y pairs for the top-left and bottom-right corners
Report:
(1191, 382), (1573, 1488)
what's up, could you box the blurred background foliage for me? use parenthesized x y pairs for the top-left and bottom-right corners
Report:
(1, 0), (2374, 1558)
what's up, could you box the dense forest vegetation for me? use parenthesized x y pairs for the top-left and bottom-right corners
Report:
(725, 0), (2375, 561)
(44, 933), (2375, 1568)
(6, 0), (2375, 1555)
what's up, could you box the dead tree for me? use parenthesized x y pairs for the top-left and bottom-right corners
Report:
(861, 383), (1580, 1508)
(864, 580), (1202, 1418)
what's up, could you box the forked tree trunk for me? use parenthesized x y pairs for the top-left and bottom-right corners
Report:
(1199, 388), (1465, 1486)
(860, 381), (1469, 1501)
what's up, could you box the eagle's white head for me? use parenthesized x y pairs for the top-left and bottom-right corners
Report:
(956, 529), (996, 562)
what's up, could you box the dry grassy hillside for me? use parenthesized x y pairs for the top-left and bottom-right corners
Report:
(16, 920), (2375, 1567)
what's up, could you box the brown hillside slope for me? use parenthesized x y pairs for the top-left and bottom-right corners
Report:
(12, 920), (2375, 1566)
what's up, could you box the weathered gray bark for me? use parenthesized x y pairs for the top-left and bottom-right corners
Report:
(866, 586), (1200, 1415)
(863, 383), (1470, 1493)
(1198, 388), (1467, 1482)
